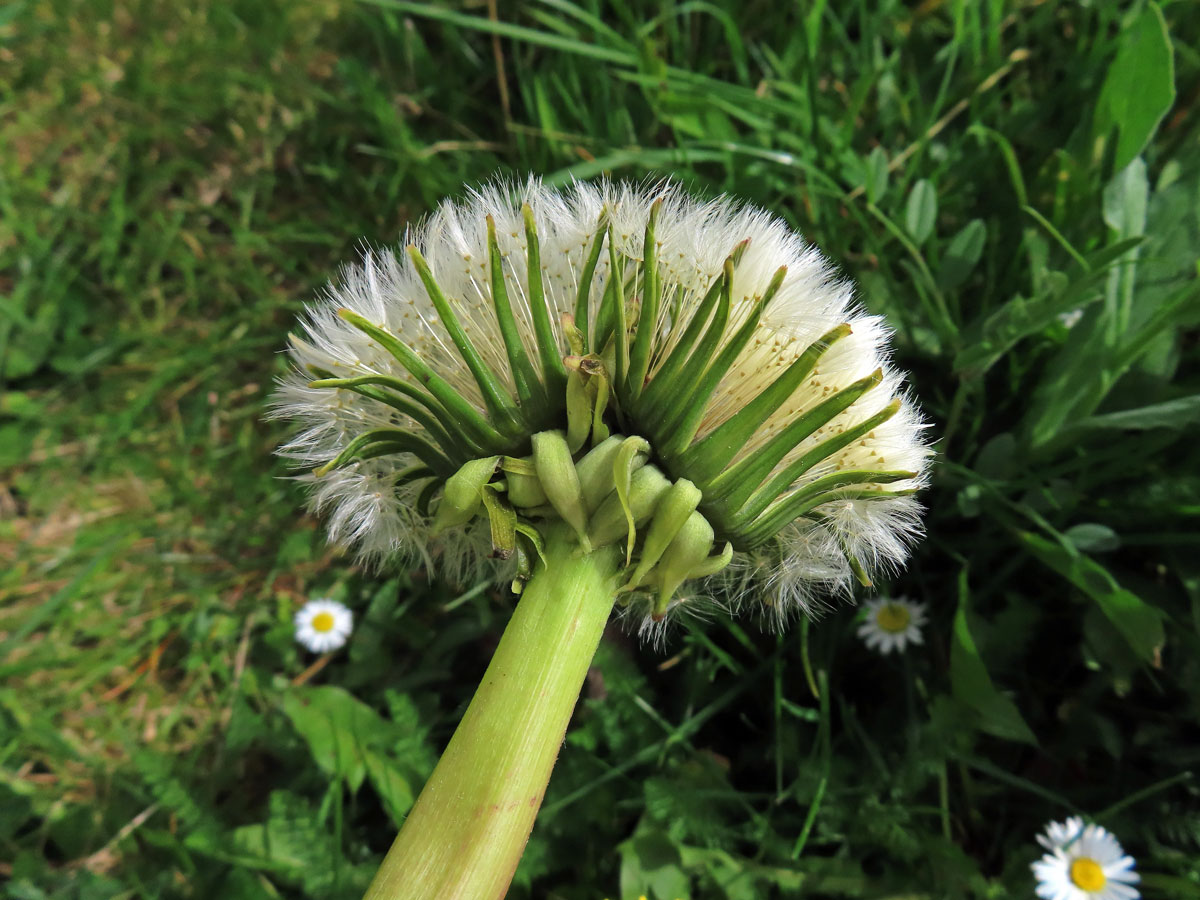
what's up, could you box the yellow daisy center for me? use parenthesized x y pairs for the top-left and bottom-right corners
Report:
(875, 603), (911, 633)
(1069, 857), (1106, 892)
(311, 611), (336, 633)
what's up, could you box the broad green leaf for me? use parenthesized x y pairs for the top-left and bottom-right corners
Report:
(1103, 159), (1150, 238)
(1019, 532), (1163, 664)
(1093, 2), (1175, 173)
(950, 583), (1037, 745)
(1131, 167), (1200, 334)
(282, 685), (417, 821)
(283, 685), (380, 790)
(938, 219), (986, 290)
(1102, 158), (1149, 338)
(904, 179), (937, 245)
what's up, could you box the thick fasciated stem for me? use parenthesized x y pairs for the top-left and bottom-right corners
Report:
(363, 525), (620, 900)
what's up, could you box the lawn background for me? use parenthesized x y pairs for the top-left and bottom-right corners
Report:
(2, 1), (1199, 897)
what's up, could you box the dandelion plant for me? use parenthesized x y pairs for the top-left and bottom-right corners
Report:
(272, 179), (933, 899)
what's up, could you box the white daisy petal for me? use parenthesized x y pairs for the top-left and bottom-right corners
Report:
(1107, 883), (1140, 900)
(1105, 858), (1138, 881)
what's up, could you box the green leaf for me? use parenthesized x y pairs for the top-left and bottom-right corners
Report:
(283, 685), (381, 790)
(480, 484), (518, 559)
(606, 231), (629, 387)
(618, 825), (689, 900)
(635, 269), (726, 421)
(1103, 159), (1150, 239)
(313, 427), (452, 477)
(309, 375), (474, 461)
(1022, 270), (1197, 446)
(1, 298), (60, 379)
(705, 375), (891, 517)
(950, 585), (1037, 746)
(1019, 532), (1164, 664)
(967, 124), (1028, 206)
(1102, 158), (1149, 338)
(904, 179), (937, 245)
(432, 455), (500, 535)
(282, 685), (417, 822)
(223, 791), (374, 894)
(938, 219), (987, 291)
(1064, 523), (1120, 554)
(1093, 2), (1176, 173)
(734, 468), (915, 538)
(953, 240), (1127, 379)
(974, 432), (1017, 481)
(865, 145), (888, 204)
(1078, 394), (1200, 431)
(363, 748), (417, 825)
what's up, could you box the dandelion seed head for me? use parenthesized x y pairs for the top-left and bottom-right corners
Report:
(271, 177), (933, 626)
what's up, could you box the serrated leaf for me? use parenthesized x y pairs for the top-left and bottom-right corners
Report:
(283, 686), (380, 790)
(282, 685), (417, 822)
(224, 791), (374, 894)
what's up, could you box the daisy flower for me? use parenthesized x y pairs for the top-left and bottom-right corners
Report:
(856, 595), (926, 654)
(294, 598), (354, 653)
(1032, 817), (1140, 900)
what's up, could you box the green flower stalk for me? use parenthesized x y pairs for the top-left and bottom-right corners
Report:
(272, 179), (932, 898)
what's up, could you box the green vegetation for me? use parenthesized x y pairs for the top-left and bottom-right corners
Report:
(2, 1), (1198, 897)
